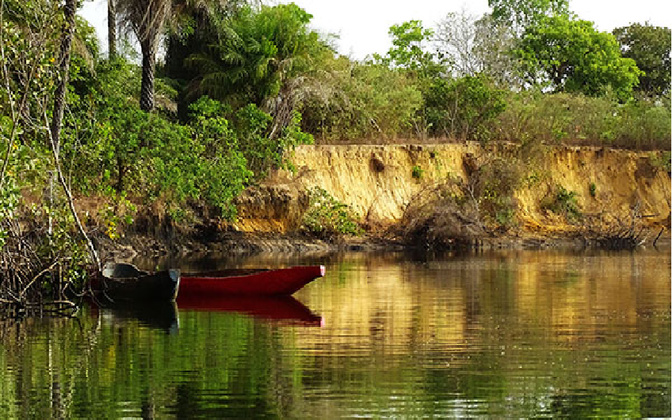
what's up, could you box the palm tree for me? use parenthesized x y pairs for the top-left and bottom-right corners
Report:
(108, 0), (117, 58)
(117, 0), (172, 111)
(185, 4), (327, 134)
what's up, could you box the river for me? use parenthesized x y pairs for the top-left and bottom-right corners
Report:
(1, 248), (670, 418)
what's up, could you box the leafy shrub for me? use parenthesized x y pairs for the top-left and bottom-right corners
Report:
(411, 165), (424, 179)
(233, 103), (313, 178)
(0, 178), (20, 250)
(425, 74), (507, 141)
(299, 60), (423, 140)
(495, 91), (670, 149)
(475, 156), (522, 225)
(302, 187), (362, 239)
(543, 186), (582, 222)
(649, 151), (671, 173)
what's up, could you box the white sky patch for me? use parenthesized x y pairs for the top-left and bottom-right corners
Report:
(79, 0), (672, 59)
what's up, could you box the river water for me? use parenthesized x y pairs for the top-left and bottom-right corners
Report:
(1, 248), (670, 418)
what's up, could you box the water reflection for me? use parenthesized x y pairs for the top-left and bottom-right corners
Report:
(93, 296), (322, 331)
(0, 248), (669, 418)
(95, 301), (180, 333)
(177, 295), (322, 326)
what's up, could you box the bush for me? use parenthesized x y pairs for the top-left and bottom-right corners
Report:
(543, 186), (582, 222)
(649, 151), (671, 173)
(425, 74), (507, 141)
(234, 104), (313, 178)
(301, 187), (362, 239)
(411, 165), (424, 179)
(495, 91), (671, 149)
(299, 60), (423, 141)
(473, 155), (522, 226)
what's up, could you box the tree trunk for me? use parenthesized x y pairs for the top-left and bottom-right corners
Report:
(49, 0), (101, 271)
(140, 45), (156, 112)
(50, 0), (77, 153)
(107, 0), (117, 59)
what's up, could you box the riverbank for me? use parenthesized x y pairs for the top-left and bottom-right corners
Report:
(95, 142), (670, 260)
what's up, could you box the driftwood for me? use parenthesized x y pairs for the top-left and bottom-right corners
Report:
(580, 205), (654, 250)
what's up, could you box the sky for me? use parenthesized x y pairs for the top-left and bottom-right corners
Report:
(79, 0), (672, 60)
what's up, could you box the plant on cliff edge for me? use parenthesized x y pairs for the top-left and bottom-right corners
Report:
(302, 187), (362, 239)
(412, 165), (424, 180)
(543, 185), (582, 222)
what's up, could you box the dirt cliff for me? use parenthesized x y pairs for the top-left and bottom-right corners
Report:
(232, 143), (671, 244)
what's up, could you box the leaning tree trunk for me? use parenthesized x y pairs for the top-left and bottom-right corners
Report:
(50, 0), (77, 153)
(139, 43), (156, 112)
(49, 0), (101, 271)
(107, 0), (117, 59)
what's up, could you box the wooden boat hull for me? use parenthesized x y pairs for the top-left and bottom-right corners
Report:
(178, 265), (325, 297)
(93, 263), (180, 303)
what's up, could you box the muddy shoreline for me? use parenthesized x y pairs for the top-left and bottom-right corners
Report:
(96, 228), (671, 264)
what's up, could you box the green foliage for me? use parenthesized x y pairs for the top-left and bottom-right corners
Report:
(63, 62), (254, 220)
(411, 165), (424, 179)
(495, 91), (670, 149)
(425, 74), (507, 140)
(544, 186), (581, 222)
(589, 182), (597, 198)
(152, 104), (251, 220)
(649, 151), (671, 173)
(79, 92), (253, 220)
(0, 177), (20, 249)
(474, 156), (522, 227)
(378, 20), (435, 71)
(302, 187), (362, 239)
(299, 59), (424, 140)
(488, 0), (570, 31)
(233, 103), (313, 178)
(185, 3), (328, 108)
(613, 23), (671, 97)
(515, 15), (641, 101)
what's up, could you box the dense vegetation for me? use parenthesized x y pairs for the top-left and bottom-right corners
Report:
(0, 0), (670, 304)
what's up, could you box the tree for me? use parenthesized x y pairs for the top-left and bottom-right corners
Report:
(49, 0), (101, 269)
(379, 20), (435, 71)
(613, 23), (671, 96)
(472, 15), (519, 87)
(434, 10), (479, 76)
(515, 15), (641, 100)
(488, 0), (570, 32)
(50, 0), (77, 151)
(185, 3), (330, 136)
(117, 0), (172, 111)
(108, 0), (116, 58)
(424, 74), (507, 140)
(435, 12), (517, 86)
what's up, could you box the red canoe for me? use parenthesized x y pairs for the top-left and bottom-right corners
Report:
(178, 265), (325, 297)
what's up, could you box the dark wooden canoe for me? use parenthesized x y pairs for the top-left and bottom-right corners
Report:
(92, 262), (180, 303)
(178, 265), (325, 297)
